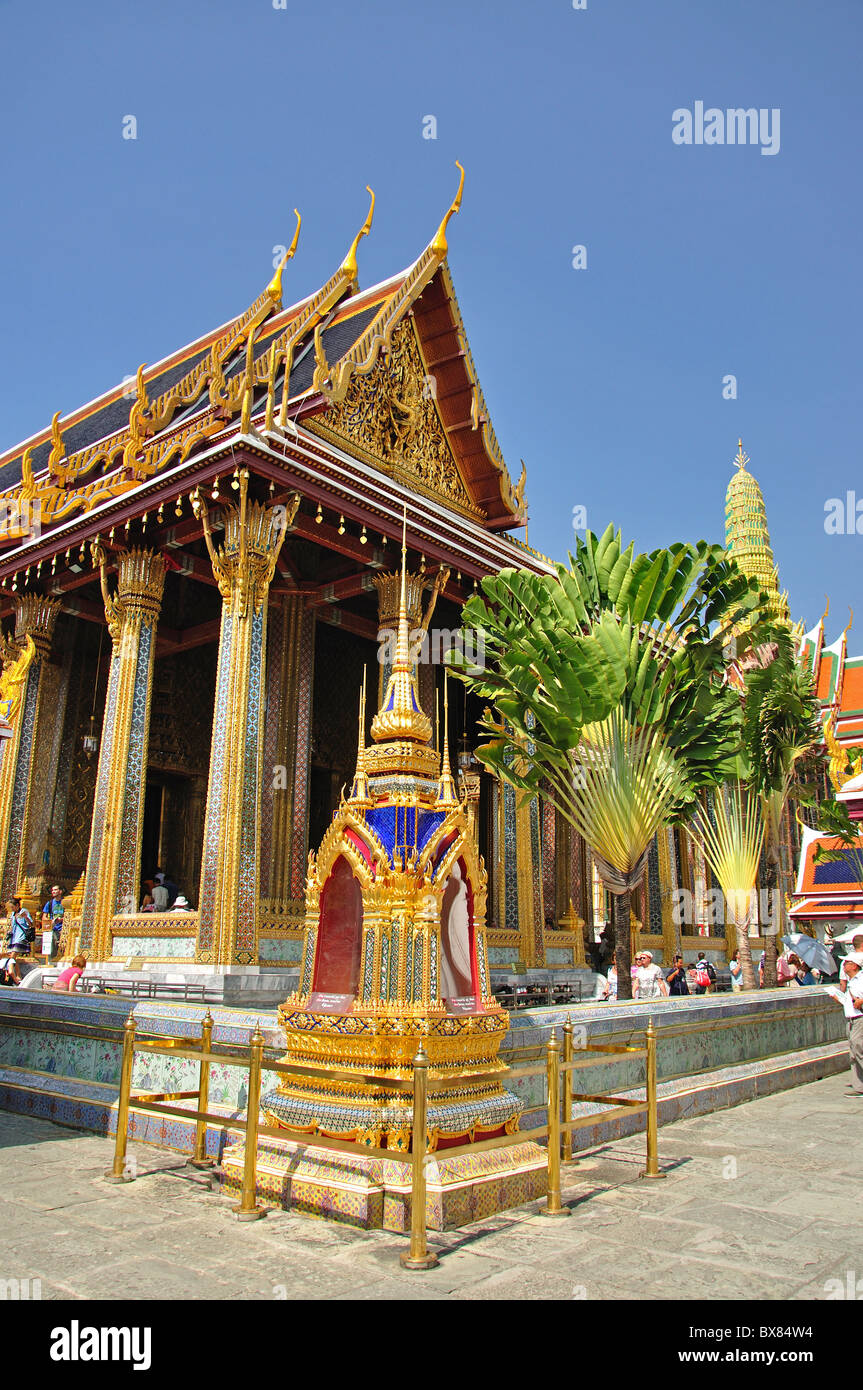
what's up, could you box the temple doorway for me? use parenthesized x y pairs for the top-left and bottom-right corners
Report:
(141, 770), (206, 908)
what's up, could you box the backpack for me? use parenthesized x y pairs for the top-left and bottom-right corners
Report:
(694, 965), (711, 989)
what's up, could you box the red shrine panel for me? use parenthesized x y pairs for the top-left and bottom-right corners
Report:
(312, 855), (363, 999)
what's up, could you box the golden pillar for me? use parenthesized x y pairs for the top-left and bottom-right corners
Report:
(0, 595), (61, 908)
(195, 473), (297, 966)
(78, 549), (166, 959)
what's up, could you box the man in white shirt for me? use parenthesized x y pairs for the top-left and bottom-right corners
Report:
(840, 958), (863, 1095)
(633, 951), (667, 1000)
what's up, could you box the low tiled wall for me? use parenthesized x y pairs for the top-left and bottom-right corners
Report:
(0, 987), (849, 1158)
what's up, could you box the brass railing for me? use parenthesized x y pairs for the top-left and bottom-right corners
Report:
(104, 1014), (663, 1269)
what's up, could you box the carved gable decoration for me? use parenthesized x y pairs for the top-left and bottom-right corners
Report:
(317, 319), (477, 515)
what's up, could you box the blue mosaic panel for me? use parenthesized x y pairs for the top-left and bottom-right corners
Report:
(362, 931), (374, 1001)
(258, 937), (303, 963)
(477, 934), (489, 995)
(114, 623), (154, 916)
(111, 936), (196, 958)
(648, 836), (662, 934)
(404, 928), (413, 1003)
(430, 933), (437, 999)
(413, 938), (423, 1001)
(388, 922), (400, 1000)
(1, 660), (41, 903)
(300, 930), (315, 993)
(80, 651), (122, 949)
(197, 610), (233, 956)
(503, 782), (518, 932)
(235, 610), (265, 962)
(379, 935), (389, 997)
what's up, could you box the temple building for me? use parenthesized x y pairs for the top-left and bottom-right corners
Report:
(0, 176), (815, 981)
(0, 174), (600, 986)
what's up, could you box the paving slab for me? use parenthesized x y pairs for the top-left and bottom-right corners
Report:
(0, 1070), (859, 1300)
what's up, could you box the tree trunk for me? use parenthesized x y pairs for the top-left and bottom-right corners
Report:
(613, 890), (633, 1001)
(735, 917), (758, 991)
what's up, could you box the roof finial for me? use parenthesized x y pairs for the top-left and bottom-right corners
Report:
(843, 606), (854, 641)
(820, 594), (830, 627)
(431, 161), (465, 259)
(339, 186), (375, 284)
(370, 504), (432, 746)
(733, 438), (749, 470)
(435, 669), (459, 807)
(349, 666), (372, 808)
(266, 209), (302, 306)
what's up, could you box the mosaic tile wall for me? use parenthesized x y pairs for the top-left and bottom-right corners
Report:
(111, 936), (196, 958)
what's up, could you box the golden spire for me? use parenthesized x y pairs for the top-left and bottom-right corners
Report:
(434, 671), (459, 808)
(266, 210), (302, 306)
(370, 507), (433, 746)
(431, 161), (465, 259)
(842, 607), (854, 641)
(339, 186), (375, 284)
(349, 666), (372, 808)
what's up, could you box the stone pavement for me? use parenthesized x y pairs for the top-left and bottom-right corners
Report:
(0, 1071), (860, 1301)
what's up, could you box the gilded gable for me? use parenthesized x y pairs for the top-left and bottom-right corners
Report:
(312, 319), (480, 517)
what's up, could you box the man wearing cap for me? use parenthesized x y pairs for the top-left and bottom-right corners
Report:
(839, 933), (863, 989)
(839, 957), (863, 1095)
(41, 885), (64, 959)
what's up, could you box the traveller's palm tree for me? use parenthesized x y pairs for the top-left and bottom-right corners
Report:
(449, 525), (765, 999)
(739, 630), (823, 985)
(688, 788), (764, 991)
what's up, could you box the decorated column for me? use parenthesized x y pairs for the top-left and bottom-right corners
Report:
(0, 595), (62, 906)
(79, 548), (166, 959)
(262, 592), (316, 905)
(195, 473), (297, 966)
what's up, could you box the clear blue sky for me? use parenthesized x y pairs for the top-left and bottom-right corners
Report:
(1, 0), (860, 635)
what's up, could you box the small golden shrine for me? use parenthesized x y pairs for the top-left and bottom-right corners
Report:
(263, 517), (521, 1149)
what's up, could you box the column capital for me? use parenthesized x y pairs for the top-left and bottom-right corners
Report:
(93, 545), (166, 644)
(13, 594), (61, 656)
(196, 471), (298, 618)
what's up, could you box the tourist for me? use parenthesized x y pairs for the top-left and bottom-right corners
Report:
(152, 873), (170, 911)
(6, 898), (33, 952)
(839, 933), (863, 985)
(171, 895), (193, 913)
(666, 953), (689, 996)
(633, 950), (667, 999)
(0, 947), (21, 987)
(729, 950), (743, 992)
(51, 953), (87, 993)
(787, 952), (815, 987)
(605, 962), (618, 1002)
(692, 953), (716, 995)
(41, 885), (64, 959)
(140, 879), (156, 912)
(836, 957), (863, 1096)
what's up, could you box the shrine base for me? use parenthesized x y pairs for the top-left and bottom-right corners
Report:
(218, 1133), (547, 1230)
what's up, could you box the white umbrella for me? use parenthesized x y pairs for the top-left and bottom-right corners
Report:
(782, 933), (837, 975)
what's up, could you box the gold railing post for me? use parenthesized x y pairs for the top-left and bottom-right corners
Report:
(232, 1024), (266, 1220)
(640, 1017), (666, 1180)
(540, 1028), (571, 1218)
(104, 1014), (137, 1182)
(190, 1009), (215, 1170)
(562, 1014), (573, 1163)
(400, 1044), (439, 1271)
